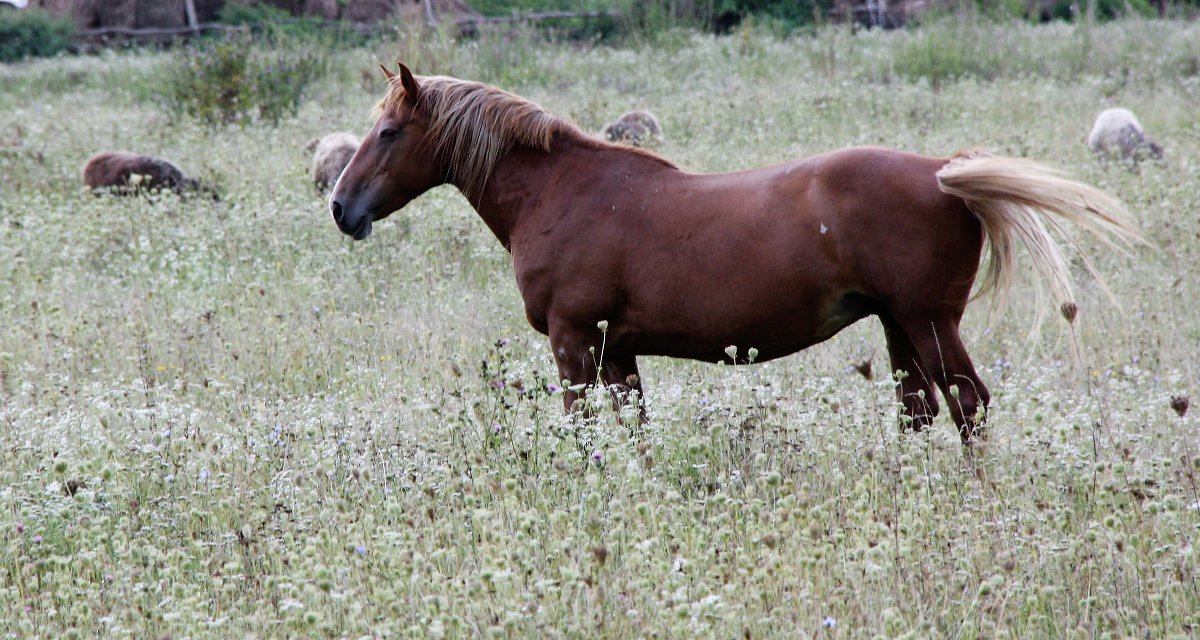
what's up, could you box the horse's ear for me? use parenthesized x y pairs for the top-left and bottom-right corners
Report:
(398, 62), (421, 102)
(379, 64), (396, 80)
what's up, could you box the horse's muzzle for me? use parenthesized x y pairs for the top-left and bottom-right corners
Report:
(329, 198), (372, 240)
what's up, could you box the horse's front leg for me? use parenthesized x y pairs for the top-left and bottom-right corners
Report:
(548, 324), (645, 420)
(549, 324), (601, 414)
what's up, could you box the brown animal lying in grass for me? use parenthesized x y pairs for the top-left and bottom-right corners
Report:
(306, 132), (360, 190)
(83, 151), (215, 197)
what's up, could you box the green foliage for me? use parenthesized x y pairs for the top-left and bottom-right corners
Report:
(0, 8), (75, 63)
(467, 0), (832, 38)
(1041, 0), (1157, 21)
(610, 0), (708, 39)
(470, 24), (557, 86)
(218, 1), (345, 41)
(218, 0), (295, 25)
(716, 0), (833, 28)
(892, 16), (1004, 87)
(161, 33), (328, 125)
(471, 0), (1163, 39)
(470, 0), (612, 14)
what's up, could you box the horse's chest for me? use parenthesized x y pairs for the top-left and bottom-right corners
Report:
(510, 221), (627, 335)
(511, 253), (553, 335)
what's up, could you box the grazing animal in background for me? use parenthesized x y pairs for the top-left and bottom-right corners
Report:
(83, 151), (211, 197)
(1088, 108), (1163, 163)
(306, 132), (361, 190)
(602, 110), (663, 147)
(330, 64), (1144, 441)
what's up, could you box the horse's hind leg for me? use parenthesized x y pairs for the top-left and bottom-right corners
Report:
(601, 355), (644, 404)
(600, 354), (648, 423)
(898, 315), (991, 441)
(879, 313), (940, 430)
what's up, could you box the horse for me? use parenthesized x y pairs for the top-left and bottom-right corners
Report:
(329, 64), (1143, 441)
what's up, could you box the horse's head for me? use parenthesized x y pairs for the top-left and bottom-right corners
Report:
(329, 63), (443, 240)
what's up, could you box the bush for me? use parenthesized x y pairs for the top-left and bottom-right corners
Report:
(0, 9), (75, 63)
(161, 32), (328, 126)
(472, 0), (834, 36)
(714, 0), (833, 30)
(218, 1), (295, 25)
(892, 17), (1004, 88)
(470, 0), (610, 15)
(218, 2), (335, 40)
(1040, 0), (1156, 21)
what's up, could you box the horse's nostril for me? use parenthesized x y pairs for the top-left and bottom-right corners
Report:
(330, 200), (344, 223)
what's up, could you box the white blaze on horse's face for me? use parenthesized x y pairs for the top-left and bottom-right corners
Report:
(328, 64), (443, 241)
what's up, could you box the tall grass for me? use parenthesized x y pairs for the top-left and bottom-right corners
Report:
(0, 17), (1198, 639)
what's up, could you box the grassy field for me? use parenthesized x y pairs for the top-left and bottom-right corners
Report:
(1, 17), (1198, 639)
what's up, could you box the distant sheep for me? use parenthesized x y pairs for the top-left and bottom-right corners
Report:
(602, 110), (663, 148)
(307, 132), (360, 190)
(1087, 108), (1163, 163)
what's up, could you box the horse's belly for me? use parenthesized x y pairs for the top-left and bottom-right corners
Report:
(624, 290), (876, 363)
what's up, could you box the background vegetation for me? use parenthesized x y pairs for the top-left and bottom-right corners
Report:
(161, 31), (330, 125)
(5, 0), (1198, 66)
(0, 8), (75, 63)
(1, 15), (1198, 639)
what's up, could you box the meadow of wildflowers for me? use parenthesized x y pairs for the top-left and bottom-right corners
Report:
(0, 18), (1197, 638)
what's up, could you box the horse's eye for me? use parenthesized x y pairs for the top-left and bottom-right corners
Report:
(379, 127), (398, 141)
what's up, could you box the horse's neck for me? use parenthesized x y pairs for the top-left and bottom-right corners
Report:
(472, 135), (653, 251)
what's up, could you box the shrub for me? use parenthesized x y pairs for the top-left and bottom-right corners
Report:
(462, 0), (805, 41)
(218, 1), (295, 25)
(161, 32), (327, 126)
(218, 2), (335, 41)
(892, 17), (1004, 88)
(0, 9), (75, 63)
(1040, 0), (1156, 21)
(715, 0), (834, 31)
(470, 0), (610, 15)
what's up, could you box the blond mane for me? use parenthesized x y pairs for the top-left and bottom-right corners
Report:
(376, 74), (674, 201)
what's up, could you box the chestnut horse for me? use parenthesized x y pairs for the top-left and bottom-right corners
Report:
(330, 64), (1142, 440)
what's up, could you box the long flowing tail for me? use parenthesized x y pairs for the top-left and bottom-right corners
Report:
(936, 151), (1145, 329)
